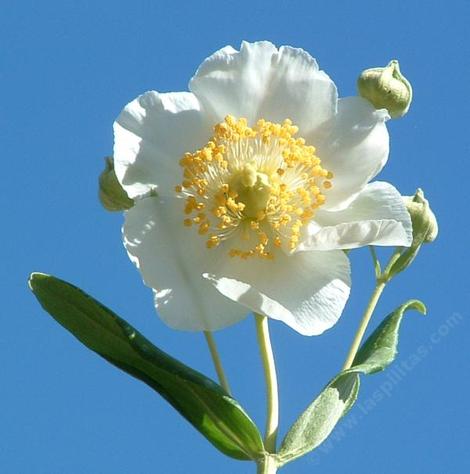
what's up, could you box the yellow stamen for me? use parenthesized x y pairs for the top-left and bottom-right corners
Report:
(176, 116), (333, 260)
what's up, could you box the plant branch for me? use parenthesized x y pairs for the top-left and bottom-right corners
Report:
(255, 314), (279, 453)
(204, 331), (231, 395)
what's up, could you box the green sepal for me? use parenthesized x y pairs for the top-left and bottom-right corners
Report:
(277, 299), (426, 466)
(28, 273), (264, 461)
(99, 156), (134, 211)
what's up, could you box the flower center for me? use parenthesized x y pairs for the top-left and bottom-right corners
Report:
(229, 163), (272, 219)
(175, 116), (333, 259)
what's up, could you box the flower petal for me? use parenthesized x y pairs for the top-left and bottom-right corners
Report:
(299, 182), (413, 251)
(114, 91), (211, 199)
(313, 97), (390, 211)
(189, 41), (337, 136)
(203, 250), (351, 336)
(123, 196), (247, 331)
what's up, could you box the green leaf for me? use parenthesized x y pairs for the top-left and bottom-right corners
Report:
(277, 299), (426, 466)
(352, 299), (426, 374)
(29, 273), (264, 461)
(277, 372), (360, 466)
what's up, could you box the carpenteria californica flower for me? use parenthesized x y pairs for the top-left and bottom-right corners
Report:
(114, 41), (412, 336)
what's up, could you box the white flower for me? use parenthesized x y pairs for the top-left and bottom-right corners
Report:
(114, 41), (412, 336)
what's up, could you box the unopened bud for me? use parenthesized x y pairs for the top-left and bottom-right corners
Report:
(357, 60), (412, 118)
(404, 189), (438, 243)
(387, 189), (438, 279)
(99, 157), (134, 211)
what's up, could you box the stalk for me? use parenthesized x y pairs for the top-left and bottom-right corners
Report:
(255, 314), (279, 453)
(204, 331), (231, 395)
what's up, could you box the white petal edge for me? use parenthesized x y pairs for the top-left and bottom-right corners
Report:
(123, 196), (247, 331)
(114, 91), (211, 199)
(190, 41), (337, 136)
(298, 181), (413, 251)
(203, 250), (351, 336)
(313, 96), (390, 211)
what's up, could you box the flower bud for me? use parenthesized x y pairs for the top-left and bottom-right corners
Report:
(99, 156), (134, 211)
(387, 189), (437, 279)
(357, 60), (412, 118)
(404, 189), (438, 243)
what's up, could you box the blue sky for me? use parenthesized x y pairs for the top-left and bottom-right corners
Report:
(2, 0), (469, 472)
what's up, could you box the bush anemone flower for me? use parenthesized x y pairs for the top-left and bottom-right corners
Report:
(114, 41), (412, 336)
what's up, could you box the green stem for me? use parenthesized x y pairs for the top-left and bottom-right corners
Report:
(341, 281), (386, 370)
(255, 314), (279, 453)
(203, 331), (231, 395)
(383, 248), (403, 277)
(369, 245), (381, 279)
(342, 248), (403, 371)
(256, 454), (278, 474)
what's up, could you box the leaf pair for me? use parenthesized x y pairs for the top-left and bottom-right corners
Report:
(29, 273), (265, 462)
(276, 300), (426, 466)
(29, 273), (426, 468)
